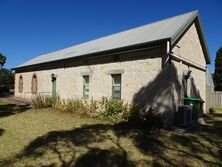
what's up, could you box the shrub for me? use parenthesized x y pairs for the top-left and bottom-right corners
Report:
(125, 104), (141, 121)
(64, 98), (88, 114)
(53, 98), (66, 110)
(143, 107), (164, 127)
(32, 95), (163, 126)
(209, 108), (215, 114)
(99, 97), (129, 121)
(32, 95), (60, 109)
(32, 95), (44, 109)
(127, 105), (164, 127)
(87, 99), (98, 117)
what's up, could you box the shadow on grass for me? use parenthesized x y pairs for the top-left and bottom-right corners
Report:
(167, 113), (222, 167)
(0, 100), (221, 167)
(0, 128), (4, 136)
(203, 114), (222, 125)
(1, 116), (222, 167)
(0, 103), (31, 118)
(1, 123), (137, 167)
(75, 148), (133, 167)
(0, 92), (13, 98)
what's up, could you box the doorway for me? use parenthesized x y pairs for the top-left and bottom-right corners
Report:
(51, 74), (57, 97)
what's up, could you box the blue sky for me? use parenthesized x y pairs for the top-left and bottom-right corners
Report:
(0, 0), (221, 72)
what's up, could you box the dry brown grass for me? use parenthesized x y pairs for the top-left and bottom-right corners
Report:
(0, 99), (222, 167)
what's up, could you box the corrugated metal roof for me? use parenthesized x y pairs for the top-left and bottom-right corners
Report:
(15, 10), (201, 69)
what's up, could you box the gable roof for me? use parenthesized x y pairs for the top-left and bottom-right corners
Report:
(13, 10), (210, 70)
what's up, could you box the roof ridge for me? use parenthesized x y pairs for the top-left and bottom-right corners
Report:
(23, 10), (199, 58)
(66, 10), (199, 48)
(14, 10), (206, 69)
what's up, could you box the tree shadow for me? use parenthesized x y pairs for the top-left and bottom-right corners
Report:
(206, 113), (222, 127)
(0, 64), (218, 166)
(0, 92), (14, 98)
(132, 63), (182, 125)
(0, 103), (31, 118)
(132, 63), (204, 125)
(0, 128), (4, 136)
(0, 121), (167, 166)
(167, 113), (222, 166)
(0, 117), (222, 167)
(75, 148), (133, 167)
(0, 123), (136, 167)
(190, 78), (201, 99)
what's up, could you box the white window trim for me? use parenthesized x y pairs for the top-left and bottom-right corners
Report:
(111, 74), (122, 100)
(83, 75), (90, 99)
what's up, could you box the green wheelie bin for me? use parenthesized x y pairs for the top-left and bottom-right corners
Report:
(183, 97), (204, 121)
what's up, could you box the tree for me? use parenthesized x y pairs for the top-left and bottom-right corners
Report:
(0, 68), (14, 89)
(0, 53), (6, 69)
(213, 47), (222, 91)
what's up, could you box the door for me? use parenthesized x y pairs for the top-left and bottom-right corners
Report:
(52, 78), (56, 97)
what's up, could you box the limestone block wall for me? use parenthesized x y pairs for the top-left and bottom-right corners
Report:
(173, 61), (206, 103)
(14, 21), (208, 124)
(172, 23), (206, 66)
(15, 48), (163, 103)
(172, 22), (207, 111)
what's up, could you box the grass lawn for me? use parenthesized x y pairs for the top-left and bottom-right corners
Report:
(0, 98), (222, 167)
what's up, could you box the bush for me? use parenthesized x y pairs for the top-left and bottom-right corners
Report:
(125, 104), (140, 121)
(61, 98), (99, 117)
(127, 105), (164, 127)
(64, 98), (88, 113)
(32, 95), (60, 109)
(99, 97), (129, 121)
(32, 95), (163, 126)
(143, 107), (164, 127)
(87, 99), (98, 117)
(209, 108), (215, 114)
(33, 96), (99, 117)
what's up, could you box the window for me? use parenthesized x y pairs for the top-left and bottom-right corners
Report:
(83, 75), (89, 98)
(112, 74), (121, 100)
(32, 74), (38, 94)
(18, 75), (23, 93)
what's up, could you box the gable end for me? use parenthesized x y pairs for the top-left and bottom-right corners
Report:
(171, 12), (211, 64)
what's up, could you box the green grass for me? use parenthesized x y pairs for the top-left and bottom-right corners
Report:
(213, 106), (222, 113)
(0, 99), (222, 167)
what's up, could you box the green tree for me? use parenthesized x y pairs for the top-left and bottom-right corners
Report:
(0, 53), (6, 69)
(0, 68), (14, 89)
(213, 47), (222, 91)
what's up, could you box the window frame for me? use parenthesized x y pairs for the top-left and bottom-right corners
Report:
(83, 75), (90, 99)
(111, 74), (121, 100)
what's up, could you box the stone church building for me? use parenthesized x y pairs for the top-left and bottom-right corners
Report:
(13, 11), (211, 124)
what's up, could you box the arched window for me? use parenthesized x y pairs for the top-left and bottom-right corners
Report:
(31, 74), (38, 94)
(18, 75), (23, 93)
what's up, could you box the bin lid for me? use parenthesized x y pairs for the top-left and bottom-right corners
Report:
(183, 97), (204, 102)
